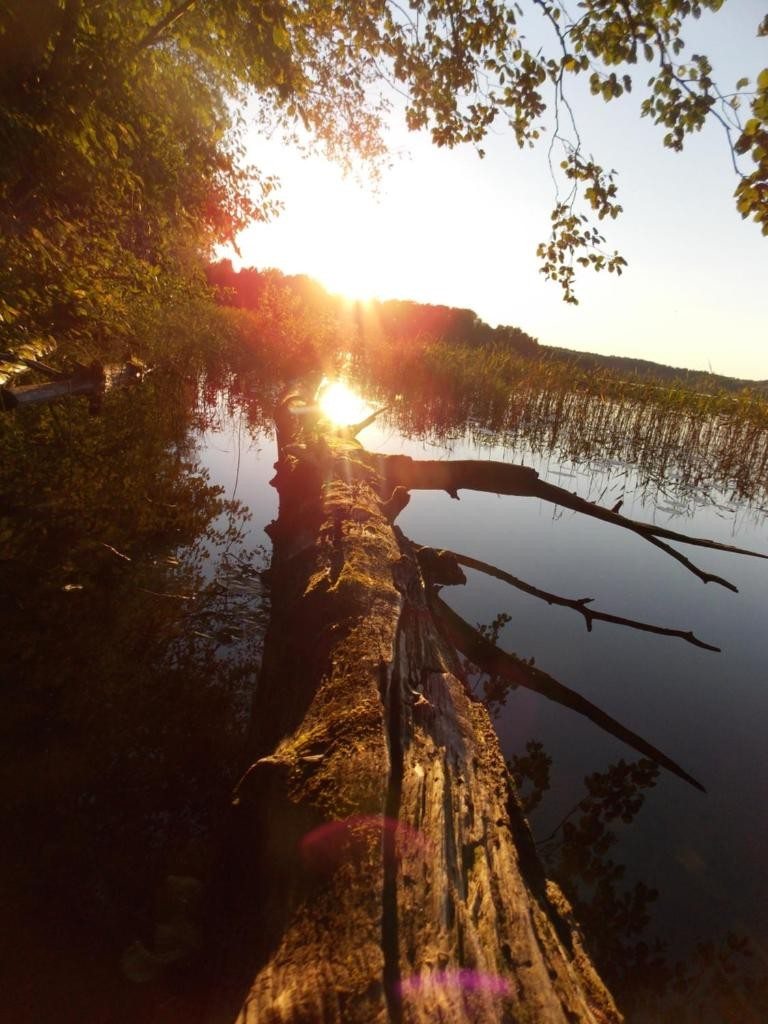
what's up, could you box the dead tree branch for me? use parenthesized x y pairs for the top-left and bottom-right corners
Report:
(373, 454), (766, 590)
(436, 548), (720, 651)
(428, 590), (705, 793)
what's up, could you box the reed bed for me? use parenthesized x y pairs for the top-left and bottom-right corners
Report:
(352, 337), (768, 511)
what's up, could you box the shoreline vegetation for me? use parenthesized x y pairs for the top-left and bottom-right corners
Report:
(204, 261), (768, 509)
(206, 263), (768, 414)
(4, 258), (767, 512)
(4, 253), (765, 410)
(206, 260), (768, 397)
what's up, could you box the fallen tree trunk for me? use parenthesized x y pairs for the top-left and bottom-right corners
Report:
(0, 358), (144, 411)
(212, 388), (765, 1022)
(212, 395), (623, 1024)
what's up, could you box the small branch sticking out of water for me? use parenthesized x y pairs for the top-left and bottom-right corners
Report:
(347, 406), (389, 438)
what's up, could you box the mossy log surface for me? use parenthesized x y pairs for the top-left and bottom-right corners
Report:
(212, 397), (621, 1024)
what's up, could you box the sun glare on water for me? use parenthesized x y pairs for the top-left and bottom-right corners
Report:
(316, 379), (372, 427)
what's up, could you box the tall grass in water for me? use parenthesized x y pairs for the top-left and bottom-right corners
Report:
(352, 337), (768, 511)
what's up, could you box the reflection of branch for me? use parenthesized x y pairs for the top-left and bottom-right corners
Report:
(376, 454), (767, 589)
(441, 548), (720, 651)
(644, 534), (736, 592)
(429, 591), (705, 792)
(535, 798), (589, 849)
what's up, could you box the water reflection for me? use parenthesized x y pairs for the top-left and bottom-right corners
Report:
(510, 745), (768, 1023)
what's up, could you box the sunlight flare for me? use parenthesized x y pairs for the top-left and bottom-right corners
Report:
(315, 378), (372, 427)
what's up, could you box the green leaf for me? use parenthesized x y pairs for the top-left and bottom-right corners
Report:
(272, 24), (290, 50)
(104, 132), (118, 159)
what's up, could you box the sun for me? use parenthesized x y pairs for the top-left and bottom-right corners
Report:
(227, 141), (408, 304)
(301, 196), (391, 303)
(315, 378), (373, 427)
(316, 262), (380, 304)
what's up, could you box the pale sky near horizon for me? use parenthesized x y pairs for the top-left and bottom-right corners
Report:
(227, 1), (767, 381)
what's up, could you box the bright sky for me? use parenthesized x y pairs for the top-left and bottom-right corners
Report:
(229, 2), (767, 381)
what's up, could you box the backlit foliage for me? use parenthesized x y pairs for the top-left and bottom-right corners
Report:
(0, 0), (765, 359)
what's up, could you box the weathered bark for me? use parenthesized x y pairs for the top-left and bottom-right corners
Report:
(212, 398), (622, 1024)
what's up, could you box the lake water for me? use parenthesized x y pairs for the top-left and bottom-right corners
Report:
(2, 365), (767, 1020)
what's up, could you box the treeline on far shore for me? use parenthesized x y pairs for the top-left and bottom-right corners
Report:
(205, 259), (539, 359)
(206, 260), (768, 404)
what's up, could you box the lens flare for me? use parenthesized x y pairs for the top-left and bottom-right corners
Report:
(299, 815), (429, 874)
(399, 969), (513, 997)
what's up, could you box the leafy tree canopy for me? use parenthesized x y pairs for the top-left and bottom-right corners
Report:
(1, 0), (765, 364)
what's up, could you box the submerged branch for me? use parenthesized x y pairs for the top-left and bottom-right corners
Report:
(429, 590), (705, 793)
(442, 548), (720, 651)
